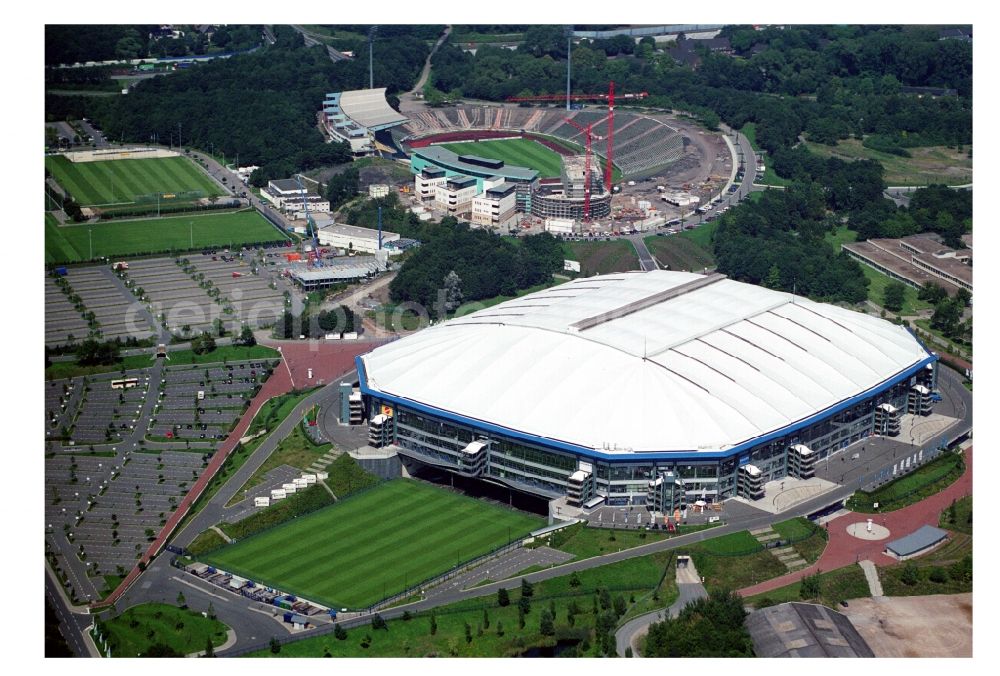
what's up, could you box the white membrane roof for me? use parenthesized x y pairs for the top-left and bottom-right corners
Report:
(361, 271), (931, 453)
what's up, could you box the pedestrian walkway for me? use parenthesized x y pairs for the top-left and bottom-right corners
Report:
(858, 560), (883, 597)
(738, 447), (972, 598)
(751, 527), (809, 572)
(306, 448), (342, 475)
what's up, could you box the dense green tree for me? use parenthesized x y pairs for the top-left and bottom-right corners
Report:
(644, 589), (753, 657)
(326, 167), (360, 212)
(539, 609), (555, 636)
(75, 339), (120, 366)
(497, 587), (510, 607)
(238, 323), (256, 346)
(190, 332), (216, 355)
(883, 281), (906, 313)
(918, 282), (948, 304)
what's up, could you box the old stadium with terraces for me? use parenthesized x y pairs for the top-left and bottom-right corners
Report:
(396, 104), (685, 178)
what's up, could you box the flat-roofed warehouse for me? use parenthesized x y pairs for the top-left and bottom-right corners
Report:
(356, 271), (938, 507)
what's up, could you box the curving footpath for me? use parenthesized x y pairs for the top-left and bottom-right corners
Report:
(739, 447), (972, 598)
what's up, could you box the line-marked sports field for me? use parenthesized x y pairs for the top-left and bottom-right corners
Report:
(202, 479), (545, 609)
(441, 138), (566, 177)
(45, 209), (288, 263)
(45, 154), (222, 206)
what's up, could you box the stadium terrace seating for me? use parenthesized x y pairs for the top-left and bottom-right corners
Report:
(400, 105), (686, 176)
(613, 117), (659, 146)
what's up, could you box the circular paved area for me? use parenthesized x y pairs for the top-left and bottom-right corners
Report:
(846, 521), (891, 541)
(739, 447), (972, 598)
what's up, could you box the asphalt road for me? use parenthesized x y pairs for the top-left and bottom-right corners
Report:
(615, 581), (707, 657)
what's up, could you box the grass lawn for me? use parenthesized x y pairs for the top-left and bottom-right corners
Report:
(186, 529), (228, 556)
(367, 304), (431, 332)
(245, 388), (315, 437)
(804, 138), (972, 186)
(772, 517), (828, 564)
(562, 240), (640, 276)
(859, 265), (932, 315)
(530, 522), (718, 563)
(442, 138), (565, 178)
(744, 564), (872, 609)
(644, 232), (715, 272)
(740, 123), (759, 151)
(679, 219), (719, 249)
(755, 166), (792, 187)
(824, 225), (858, 252)
(203, 479), (546, 609)
(847, 451), (965, 513)
(879, 526), (972, 598)
(45, 345), (279, 380)
(98, 602), (229, 657)
(225, 421), (332, 507)
(46, 209), (288, 263)
(939, 495), (972, 535)
(45, 154), (222, 207)
(249, 549), (677, 657)
(680, 531), (788, 591)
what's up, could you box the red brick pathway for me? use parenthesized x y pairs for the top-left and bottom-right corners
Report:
(739, 447), (972, 597)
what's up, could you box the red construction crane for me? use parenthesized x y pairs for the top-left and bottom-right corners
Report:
(513, 81), (622, 196)
(563, 115), (608, 222)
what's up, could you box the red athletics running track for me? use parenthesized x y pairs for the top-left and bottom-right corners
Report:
(739, 447), (972, 598)
(95, 341), (382, 609)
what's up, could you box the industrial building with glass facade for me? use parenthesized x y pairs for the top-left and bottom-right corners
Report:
(356, 271), (937, 511)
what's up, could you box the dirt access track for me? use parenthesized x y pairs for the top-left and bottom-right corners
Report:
(842, 593), (972, 657)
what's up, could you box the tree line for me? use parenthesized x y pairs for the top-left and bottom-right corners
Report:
(45, 25), (262, 65)
(49, 26), (429, 186)
(428, 24), (971, 155)
(389, 220), (563, 319)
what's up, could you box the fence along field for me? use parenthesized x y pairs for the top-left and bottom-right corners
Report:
(201, 479), (545, 609)
(45, 155), (223, 207)
(45, 209), (289, 263)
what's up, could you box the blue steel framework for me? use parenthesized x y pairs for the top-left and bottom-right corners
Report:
(355, 349), (937, 505)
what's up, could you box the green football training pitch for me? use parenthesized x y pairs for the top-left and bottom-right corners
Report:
(441, 138), (566, 177)
(45, 154), (223, 206)
(45, 209), (288, 263)
(202, 479), (545, 609)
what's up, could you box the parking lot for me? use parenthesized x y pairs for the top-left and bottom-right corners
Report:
(148, 360), (277, 441)
(47, 370), (152, 445)
(64, 267), (156, 342)
(124, 258), (221, 336)
(45, 277), (92, 347)
(121, 253), (294, 337)
(188, 252), (289, 329)
(46, 449), (208, 576)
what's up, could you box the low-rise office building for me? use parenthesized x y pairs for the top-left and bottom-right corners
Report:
(470, 183), (518, 228)
(317, 223), (400, 254)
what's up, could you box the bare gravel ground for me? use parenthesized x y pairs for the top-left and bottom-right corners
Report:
(842, 593), (972, 657)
